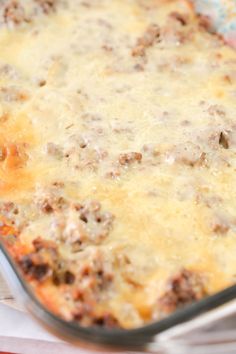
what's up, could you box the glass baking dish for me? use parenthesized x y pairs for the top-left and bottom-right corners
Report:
(1, 240), (236, 350)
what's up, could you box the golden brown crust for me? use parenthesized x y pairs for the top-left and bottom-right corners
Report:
(0, 0), (236, 330)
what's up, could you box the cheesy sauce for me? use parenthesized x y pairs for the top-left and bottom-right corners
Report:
(0, 0), (236, 329)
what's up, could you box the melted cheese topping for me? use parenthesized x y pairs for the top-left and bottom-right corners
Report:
(0, 0), (236, 329)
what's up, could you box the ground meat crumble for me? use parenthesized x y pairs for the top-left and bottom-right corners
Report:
(2, 0), (58, 27)
(158, 269), (207, 315)
(169, 12), (189, 26)
(0, 201), (29, 231)
(165, 142), (207, 167)
(17, 236), (120, 327)
(34, 186), (66, 214)
(35, 0), (57, 14)
(18, 237), (57, 281)
(132, 24), (160, 57)
(219, 131), (230, 149)
(3, 1), (29, 26)
(118, 152), (142, 166)
(51, 200), (114, 250)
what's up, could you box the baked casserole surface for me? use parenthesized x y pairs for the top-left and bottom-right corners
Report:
(0, 0), (236, 329)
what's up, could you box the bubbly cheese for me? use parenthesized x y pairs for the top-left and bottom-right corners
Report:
(0, 0), (236, 329)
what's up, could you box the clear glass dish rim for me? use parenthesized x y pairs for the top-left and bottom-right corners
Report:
(1, 240), (236, 349)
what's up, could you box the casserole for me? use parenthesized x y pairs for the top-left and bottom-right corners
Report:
(0, 0), (236, 345)
(1, 244), (236, 348)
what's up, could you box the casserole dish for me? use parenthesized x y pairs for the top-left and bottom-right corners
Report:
(2, 243), (236, 349)
(0, 0), (236, 347)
